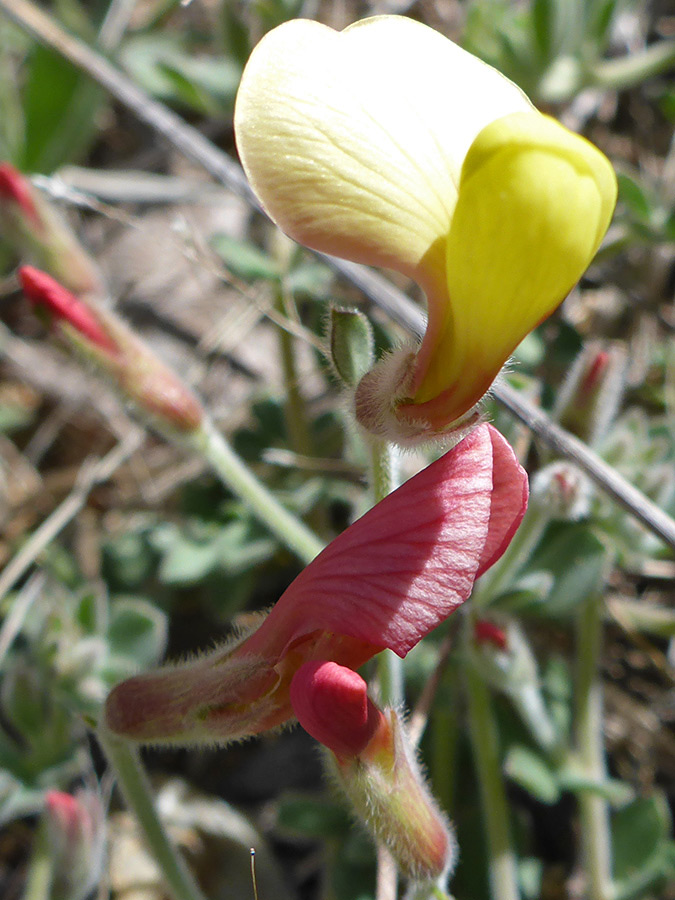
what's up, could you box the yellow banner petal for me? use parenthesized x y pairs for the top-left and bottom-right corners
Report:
(234, 16), (532, 308)
(407, 112), (617, 426)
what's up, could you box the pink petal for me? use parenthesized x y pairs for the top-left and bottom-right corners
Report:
(244, 424), (527, 659)
(477, 424), (529, 575)
(290, 660), (382, 758)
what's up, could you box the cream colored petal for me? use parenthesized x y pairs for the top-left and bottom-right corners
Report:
(234, 16), (532, 297)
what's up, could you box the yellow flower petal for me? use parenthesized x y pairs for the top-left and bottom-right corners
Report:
(407, 111), (617, 425)
(234, 16), (531, 307)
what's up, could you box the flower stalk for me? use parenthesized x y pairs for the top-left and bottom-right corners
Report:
(465, 634), (521, 900)
(194, 420), (323, 565)
(574, 593), (613, 900)
(97, 727), (207, 900)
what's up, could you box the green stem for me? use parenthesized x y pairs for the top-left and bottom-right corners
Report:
(98, 727), (207, 900)
(22, 822), (53, 900)
(575, 593), (613, 900)
(465, 634), (520, 900)
(430, 704), (460, 815)
(370, 439), (403, 709)
(275, 285), (314, 457)
(194, 420), (324, 565)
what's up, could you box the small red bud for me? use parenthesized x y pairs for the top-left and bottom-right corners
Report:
(290, 661), (383, 759)
(0, 163), (40, 224)
(581, 350), (609, 394)
(19, 266), (117, 354)
(474, 619), (508, 650)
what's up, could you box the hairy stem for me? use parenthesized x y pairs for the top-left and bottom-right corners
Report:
(98, 728), (207, 900)
(195, 420), (323, 565)
(575, 593), (613, 900)
(465, 642), (520, 900)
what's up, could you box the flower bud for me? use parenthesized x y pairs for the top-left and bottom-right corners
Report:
(530, 461), (591, 521)
(328, 306), (375, 389)
(290, 660), (382, 758)
(44, 789), (106, 900)
(291, 661), (455, 883)
(553, 342), (626, 447)
(471, 619), (557, 751)
(0, 163), (104, 297)
(474, 619), (508, 651)
(19, 266), (204, 435)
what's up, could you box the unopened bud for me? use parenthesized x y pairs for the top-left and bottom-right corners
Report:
(474, 619), (508, 651)
(292, 661), (455, 883)
(530, 461), (591, 521)
(554, 342), (626, 447)
(290, 660), (382, 758)
(19, 266), (204, 435)
(0, 163), (103, 297)
(471, 620), (557, 751)
(44, 789), (106, 900)
(21, 264), (116, 353)
(328, 307), (375, 388)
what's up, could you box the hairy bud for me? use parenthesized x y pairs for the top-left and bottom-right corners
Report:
(292, 661), (455, 883)
(20, 266), (204, 435)
(0, 163), (104, 297)
(44, 789), (106, 900)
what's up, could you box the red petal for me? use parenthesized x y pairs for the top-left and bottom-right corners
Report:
(290, 660), (382, 757)
(244, 424), (527, 660)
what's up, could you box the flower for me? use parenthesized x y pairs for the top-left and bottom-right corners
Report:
(19, 266), (204, 434)
(234, 15), (617, 441)
(104, 423), (527, 745)
(0, 162), (104, 297)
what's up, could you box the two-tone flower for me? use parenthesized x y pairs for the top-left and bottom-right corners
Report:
(234, 15), (617, 442)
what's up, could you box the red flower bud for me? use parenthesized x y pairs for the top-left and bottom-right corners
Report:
(0, 162), (104, 297)
(290, 661), (383, 758)
(0, 162), (41, 225)
(19, 266), (205, 434)
(20, 266), (117, 354)
(474, 619), (508, 650)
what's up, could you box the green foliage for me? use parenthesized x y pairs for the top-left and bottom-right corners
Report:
(463, 0), (674, 102)
(120, 34), (241, 115)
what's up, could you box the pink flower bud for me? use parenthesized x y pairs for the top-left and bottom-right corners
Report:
(44, 789), (105, 900)
(290, 661), (384, 758)
(290, 660), (454, 881)
(333, 703), (455, 882)
(20, 265), (117, 353)
(474, 619), (508, 650)
(0, 162), (103, 297)
(19, 266), (204, 434)
(553, 342), (626, 446)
